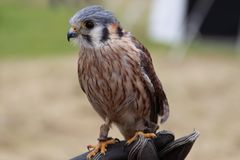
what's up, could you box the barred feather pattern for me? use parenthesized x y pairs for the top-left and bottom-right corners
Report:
(78, 32), (168, 139)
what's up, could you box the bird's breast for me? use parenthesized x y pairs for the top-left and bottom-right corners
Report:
(78, 45), (150, 121)
(79, 56), (128, 110)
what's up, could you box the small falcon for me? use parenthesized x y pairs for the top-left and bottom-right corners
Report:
(67, 6), (169, 159)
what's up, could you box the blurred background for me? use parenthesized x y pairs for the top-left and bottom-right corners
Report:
(0, 0), (240, 159)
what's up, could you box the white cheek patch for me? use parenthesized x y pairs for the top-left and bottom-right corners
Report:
(89, 26), (104, 47)
(78, 36), (93, 49)
(71, 36), (81, 46)
(73, 26), (106, 49)
(71, 35), (92, 49)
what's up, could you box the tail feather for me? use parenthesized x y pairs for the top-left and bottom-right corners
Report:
(160, 99), (169, 123)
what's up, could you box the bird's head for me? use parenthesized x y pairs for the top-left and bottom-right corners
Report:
(67, 6), (123, 48)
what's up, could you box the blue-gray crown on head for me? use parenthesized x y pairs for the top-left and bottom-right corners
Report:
(70, 5), (119, 26)
(67, 6), (120, 42)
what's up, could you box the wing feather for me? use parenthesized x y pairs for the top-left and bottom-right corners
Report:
(132, 36), (169, 123)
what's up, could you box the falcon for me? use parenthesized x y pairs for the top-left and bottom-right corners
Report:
(67, 6), (169, 159)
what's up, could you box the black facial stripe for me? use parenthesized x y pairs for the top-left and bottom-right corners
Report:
(117, 26), (123, 37)
(82, 34), (92, 44)
(101, 27), (109, 42)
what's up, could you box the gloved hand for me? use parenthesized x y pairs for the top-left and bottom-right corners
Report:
(71, 130), (199, 160)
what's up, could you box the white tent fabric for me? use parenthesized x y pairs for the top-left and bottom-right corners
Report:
(149, 0), (187, 44)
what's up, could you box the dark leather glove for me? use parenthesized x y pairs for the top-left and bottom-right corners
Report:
(71, 130), (199, 160)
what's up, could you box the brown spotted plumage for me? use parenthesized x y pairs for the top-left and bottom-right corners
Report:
(67, 6), (169, 158)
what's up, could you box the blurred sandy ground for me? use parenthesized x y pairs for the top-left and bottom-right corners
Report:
(0, 53), (239, 160)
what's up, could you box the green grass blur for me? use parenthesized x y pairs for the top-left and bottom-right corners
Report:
(0, 0), (79, 58)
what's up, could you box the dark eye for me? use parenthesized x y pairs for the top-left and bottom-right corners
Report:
(85, 21), (94, 29)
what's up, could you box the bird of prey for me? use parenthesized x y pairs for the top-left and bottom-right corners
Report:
(67, 6), (169, 159)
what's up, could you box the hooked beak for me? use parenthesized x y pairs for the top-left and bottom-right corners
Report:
(67, 31), (78, 42)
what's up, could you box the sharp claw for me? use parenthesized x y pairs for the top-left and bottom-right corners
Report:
(115, 138), (120, 142)
(87, 146), (92, 151)
(87, 144), (95, 151)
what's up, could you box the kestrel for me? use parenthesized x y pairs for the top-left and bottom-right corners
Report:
(67, 6), (169, 159)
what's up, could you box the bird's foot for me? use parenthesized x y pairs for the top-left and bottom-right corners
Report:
(87, 138), (119, 159)
(127, 131), (157, 145)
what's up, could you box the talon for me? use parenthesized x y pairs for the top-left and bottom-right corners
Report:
(87, 144), (96, 151)
(115, 138), (120, 142)
(87, 138), (119, 159)
(127, 131), (157, 145)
